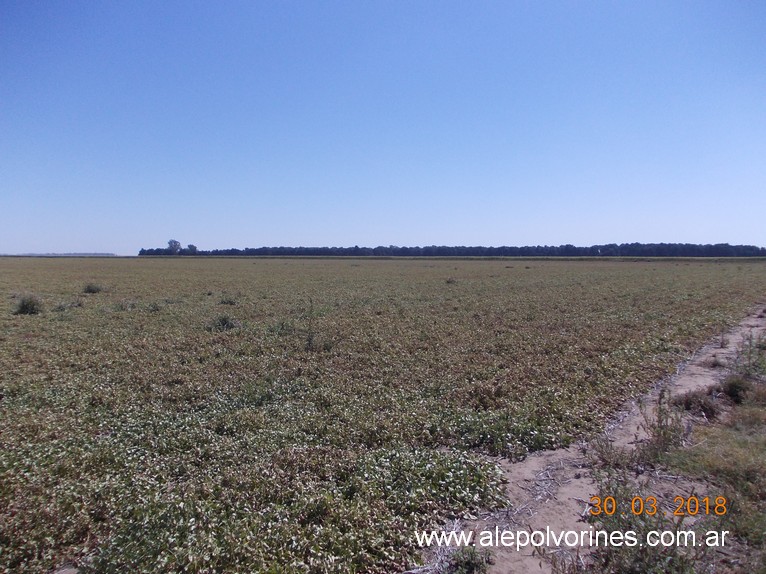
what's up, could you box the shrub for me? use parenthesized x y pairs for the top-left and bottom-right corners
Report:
(83, 283), (104, 294)
(13, 295), (42, 315)
(721, 375), (752, 404)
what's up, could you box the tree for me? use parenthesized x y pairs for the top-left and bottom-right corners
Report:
(168, 239), (181, 255)
(186, 244), (198, 255)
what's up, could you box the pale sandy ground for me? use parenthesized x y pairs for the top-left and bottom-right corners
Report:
(409, 303), (766, 574)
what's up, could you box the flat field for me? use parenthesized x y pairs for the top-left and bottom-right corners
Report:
(2, 257), (765, 573)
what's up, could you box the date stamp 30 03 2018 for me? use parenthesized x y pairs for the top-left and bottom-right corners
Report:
(589, 495), (728, 518)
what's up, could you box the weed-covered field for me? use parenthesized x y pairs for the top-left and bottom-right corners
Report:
(1, 257), (765, 573)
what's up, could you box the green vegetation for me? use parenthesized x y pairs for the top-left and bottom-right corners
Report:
(1, 257), (766, 573)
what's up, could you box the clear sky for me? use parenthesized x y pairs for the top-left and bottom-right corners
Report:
(1, 1), (764, 255)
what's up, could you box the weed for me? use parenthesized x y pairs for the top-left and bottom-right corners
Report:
(729, 404), (766, 430)
(83, 283), (104, 294)
(13, 294), (43, 315)
(588, 434), (634, 470)
(219, 295), (237, 306)
(53, 299), (84, 312)
(241, 379), (275, 407)
(304, 297), (316, 350)
(446, 546), (491, 574)
(301, 297), (332, 351)
(721, 375), (752, 404)
(268, 320), (295, 336)
(113, 299), (137, 311)
(672, 388), (721, 420)
(637, 388), (684, 464)
(207, 314), (240, 332)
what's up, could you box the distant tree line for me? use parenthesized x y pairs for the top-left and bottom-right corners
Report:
(139, 241), (766, 257)
(146, 240), (199, 256)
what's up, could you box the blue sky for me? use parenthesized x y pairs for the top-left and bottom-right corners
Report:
(1, 1), (764, 255)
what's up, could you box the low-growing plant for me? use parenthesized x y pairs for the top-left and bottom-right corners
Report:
(207, 314), (240, 332)
(672, 387), (721, 420)
(268, 319), (295, 336)
(446, 546), (491, 574)
(113, 299), (137, 311)
(83, 283), (104, 294)
(588, 433), (635, 470)
(53, 299), (84, 312)
(240, 379), (275, 407)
